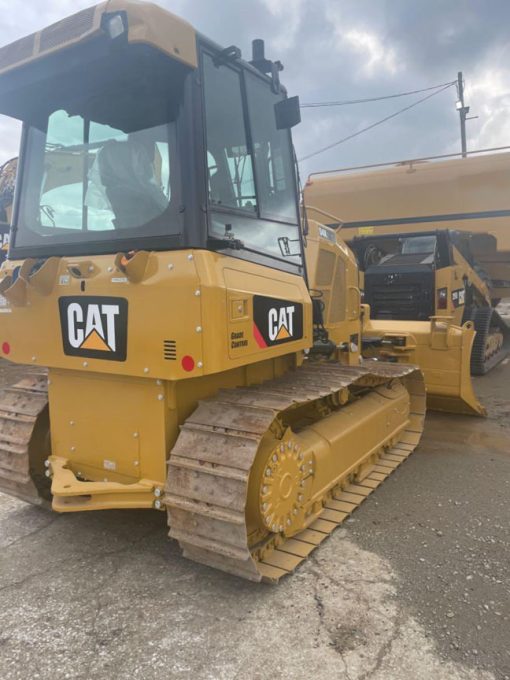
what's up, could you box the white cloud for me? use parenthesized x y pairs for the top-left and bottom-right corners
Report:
(325, 5), (399, 78)
(343, 29), (399, 77)
(259, 0), (306, 50)
(463, 68), (510, 150)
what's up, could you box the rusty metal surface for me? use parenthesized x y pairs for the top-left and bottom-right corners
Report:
(0, 370), (48, 504)
(165, 360), (425, 583)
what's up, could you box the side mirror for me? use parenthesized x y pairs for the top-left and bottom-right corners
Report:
(275, 96), (301, 130)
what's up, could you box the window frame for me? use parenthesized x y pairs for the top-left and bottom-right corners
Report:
(8, 42), (197, 260)
(199, 40), (304, 276)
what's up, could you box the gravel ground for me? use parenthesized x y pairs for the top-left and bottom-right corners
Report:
(0, 353), (508, 680)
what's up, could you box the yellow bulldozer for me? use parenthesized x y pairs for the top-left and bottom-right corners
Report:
(0, 1), (481, 582)
(348, 229), (510, 375)
(305, 154), (510, 397)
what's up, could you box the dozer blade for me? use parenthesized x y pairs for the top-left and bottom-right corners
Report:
(362, 316), (486, 417)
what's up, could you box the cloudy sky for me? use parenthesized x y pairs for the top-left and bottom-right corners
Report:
(0, 0), (509, 178)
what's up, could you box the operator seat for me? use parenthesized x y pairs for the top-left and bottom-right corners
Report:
(97, 139), (168, 229)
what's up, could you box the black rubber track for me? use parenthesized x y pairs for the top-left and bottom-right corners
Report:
(470, 307), (510, 375)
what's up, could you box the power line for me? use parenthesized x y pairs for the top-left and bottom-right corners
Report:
(299, 82), (456, 163)
(301, 81), (456, 108)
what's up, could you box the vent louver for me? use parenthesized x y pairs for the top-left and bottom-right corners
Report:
(0, 34), (35, 70)
(39, 6), (96, 52)
(163, 340), (177, 360)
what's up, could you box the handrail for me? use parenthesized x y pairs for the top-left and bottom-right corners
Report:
(308, 145), (510, 180)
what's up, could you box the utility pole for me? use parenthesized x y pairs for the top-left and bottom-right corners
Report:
(456, 71), (469, 157)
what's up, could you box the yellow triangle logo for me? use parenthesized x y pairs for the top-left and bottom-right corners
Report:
(275, 324), (291, 341)
(80, 329), (111, 352)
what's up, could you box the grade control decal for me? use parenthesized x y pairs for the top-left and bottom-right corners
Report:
(452, 288), (466, 308)
(253, 295), (303, 348)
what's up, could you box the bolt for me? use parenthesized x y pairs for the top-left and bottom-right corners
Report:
(262, 486), (268, 494)
(70, 446), (76, 452)
(167, 263), (174, 270)
(197, 361), (203, 368)
(154, 488), (162, 497)
(107, 266), (113, 273)
(143, 367), (149, 373)
(31, 356), (36, 361)
(44, 459), (50, 468)
(272, 454), (278, 462)
(196, 326), (202, 333)
(157, 394), (164, 401)
(154, 499), (162, 510)
(262, 502), (268, 511)
(88, 265), (94, 273)
(265, 468), (271, 477)
(83, 361), (88, 368)
(133, 432), (139, 438)
(45, 470), (51, 478)
(156, 379), (162, 385)
(69, 420), (75, 426)
(194, 289), (201, 296)
(187, 254), (193, 261)
(298, 494), (304, 502)
(133, 461), (139, 466)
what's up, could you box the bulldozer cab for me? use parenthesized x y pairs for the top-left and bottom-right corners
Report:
(2, 4), (303, 277)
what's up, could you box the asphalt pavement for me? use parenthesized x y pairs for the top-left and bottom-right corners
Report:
(0, 357), (508, 680)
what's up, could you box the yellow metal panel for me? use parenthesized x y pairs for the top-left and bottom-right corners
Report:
(49, 369), (168, 484)
(109, 0), (198, 67)
(305, 151), (510, 249)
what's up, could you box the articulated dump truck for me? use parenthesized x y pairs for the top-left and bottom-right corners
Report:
(0, 0), (448, 583)
(305, 152), (510, 411)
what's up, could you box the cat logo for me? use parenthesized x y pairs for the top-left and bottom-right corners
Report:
(253, 295), (303, 348)
(268, 305), (295, 341)
(59, 296), (128, 361)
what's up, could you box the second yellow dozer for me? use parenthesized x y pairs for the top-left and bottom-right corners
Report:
(304, 205), (485, 417)
(0, 1), (476, 582)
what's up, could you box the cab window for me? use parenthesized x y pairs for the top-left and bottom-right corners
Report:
(202, 51), (301, 267)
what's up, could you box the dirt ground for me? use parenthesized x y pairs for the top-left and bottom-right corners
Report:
(0, 355), (508, 680)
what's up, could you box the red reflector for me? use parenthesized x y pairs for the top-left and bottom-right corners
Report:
(2, 342), (10, 355)
(181, 355), (195, 372)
